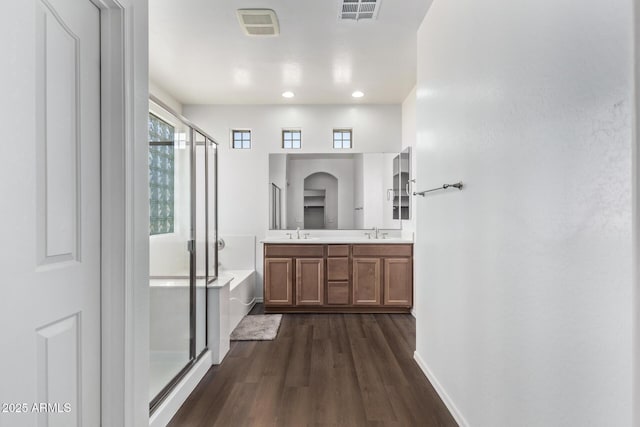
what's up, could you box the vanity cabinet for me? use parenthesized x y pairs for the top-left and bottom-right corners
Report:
(263, 245), (324, 307)
(264, 243), (413, 313)
(352, 244), (413, 307)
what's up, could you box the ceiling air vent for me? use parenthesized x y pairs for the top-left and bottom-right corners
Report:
(237, 9), (280, 36)
(339, 0), (380, 20)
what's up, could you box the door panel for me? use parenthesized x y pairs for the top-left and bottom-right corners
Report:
(36, 314), (80, 427)
(296, 258), (324, 305)
(148, 109), (192, 402)
(36, 1), (80, 265)
(194, 132), (207, 355)
(384, 258), (413, 306)
(1, 0), (101, 425)
(264, 258), (293, 305)
(353, 258), (381, 305)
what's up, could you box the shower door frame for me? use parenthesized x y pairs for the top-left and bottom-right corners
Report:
(148, 95), (219, 413)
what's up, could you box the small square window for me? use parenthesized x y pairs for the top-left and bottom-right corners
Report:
(232, 130), (251, 149)
(333, 129), (352, 149)
(282, 129), (302, 149)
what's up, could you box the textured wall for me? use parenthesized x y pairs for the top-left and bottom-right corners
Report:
(414, 0), (634, 425)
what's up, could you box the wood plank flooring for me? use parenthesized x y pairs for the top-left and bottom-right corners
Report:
(167, 305), (457, 427)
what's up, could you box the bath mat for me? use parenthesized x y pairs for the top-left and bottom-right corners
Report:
(230, 314), (283, 341)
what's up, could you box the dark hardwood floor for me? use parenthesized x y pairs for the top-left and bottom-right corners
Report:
(167, 304), (457, 427)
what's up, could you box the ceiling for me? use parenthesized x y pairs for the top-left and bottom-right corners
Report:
(149, 0), (432, 105)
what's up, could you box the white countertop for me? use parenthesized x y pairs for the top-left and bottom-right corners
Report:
(260, 237), (413, 244)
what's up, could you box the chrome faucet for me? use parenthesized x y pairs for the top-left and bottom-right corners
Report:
(365, 227), (381, 239)
(296, 227), (301, 239)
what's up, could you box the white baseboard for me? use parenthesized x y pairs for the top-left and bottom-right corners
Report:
(149, 351), (212, 427)
(255, 297), (263, 303)
(413, 351), (469, 427)
(411, 308), (416, 318)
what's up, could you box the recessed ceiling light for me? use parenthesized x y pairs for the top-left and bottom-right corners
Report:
(352, 91), (364, 98)
(282, 91), (295, 98)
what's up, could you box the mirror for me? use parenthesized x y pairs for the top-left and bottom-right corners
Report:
(269, 183), (282, 229)
(393, 147), (411, 220)
(268, 151), (411, 230)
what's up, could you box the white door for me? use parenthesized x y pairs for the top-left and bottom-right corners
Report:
(0, 0), (101, 426)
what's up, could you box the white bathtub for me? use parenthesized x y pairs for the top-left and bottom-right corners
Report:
(225, 269), (257, 329)
(207, 269), (256, 364)
(149, 234), (257, 369)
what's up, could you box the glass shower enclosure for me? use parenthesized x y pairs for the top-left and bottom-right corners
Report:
(148, 96), (218, 412)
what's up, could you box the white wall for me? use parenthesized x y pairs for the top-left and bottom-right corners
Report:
(183, 104), (402, 299)
(414, 1), (633, 426)
(150, 80), (183, 115)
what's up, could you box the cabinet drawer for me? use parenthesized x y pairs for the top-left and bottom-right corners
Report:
(327, 258), (349, 281)
(264, 244), (324, 258)
(327, 245), (349, 257)
(327, 282), (349, 305)
(352, 244), (412, 257)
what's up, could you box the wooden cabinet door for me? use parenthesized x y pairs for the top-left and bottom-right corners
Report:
(296, 258), (324, 305)
(264, 258), (293, 305)
(384, 258), (412, 306)
(353, 258), (381, 305)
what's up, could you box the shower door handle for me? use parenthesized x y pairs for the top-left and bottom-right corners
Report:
(187, 239), (195, 253)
